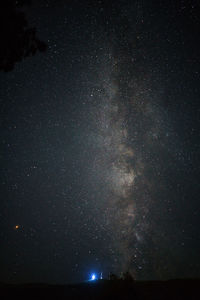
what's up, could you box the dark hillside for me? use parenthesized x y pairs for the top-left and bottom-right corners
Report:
(0, 279), (199, 299)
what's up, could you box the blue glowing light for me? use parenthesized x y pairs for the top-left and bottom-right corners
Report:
(90, 273), (96, 281)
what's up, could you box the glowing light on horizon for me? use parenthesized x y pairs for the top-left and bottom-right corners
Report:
(90, 273), (96, 281)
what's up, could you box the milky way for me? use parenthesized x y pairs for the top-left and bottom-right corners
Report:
(85, 27), (174, 277)
(84, 52), (148, 277)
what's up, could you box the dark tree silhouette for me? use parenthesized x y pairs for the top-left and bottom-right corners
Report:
(122, 271), (135, 282)
(0, 0), (47, 71)
(109, 272), (119, 281)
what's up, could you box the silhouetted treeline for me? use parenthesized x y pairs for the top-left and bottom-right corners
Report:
(0, 0), (47, 71)
(109, 271), (135, 282)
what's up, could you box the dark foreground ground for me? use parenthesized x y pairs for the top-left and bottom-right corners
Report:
(0, 279), (199, 299)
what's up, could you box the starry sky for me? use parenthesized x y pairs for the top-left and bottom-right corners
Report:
(0, 0), (200, 284)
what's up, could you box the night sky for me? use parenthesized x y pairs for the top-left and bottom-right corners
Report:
(0, 0), (200, 284)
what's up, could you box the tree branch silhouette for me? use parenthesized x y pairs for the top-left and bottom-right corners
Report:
(0, 0), (47, 71)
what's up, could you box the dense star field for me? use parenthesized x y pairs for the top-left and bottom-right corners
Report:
(0, 1), (200, 284)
